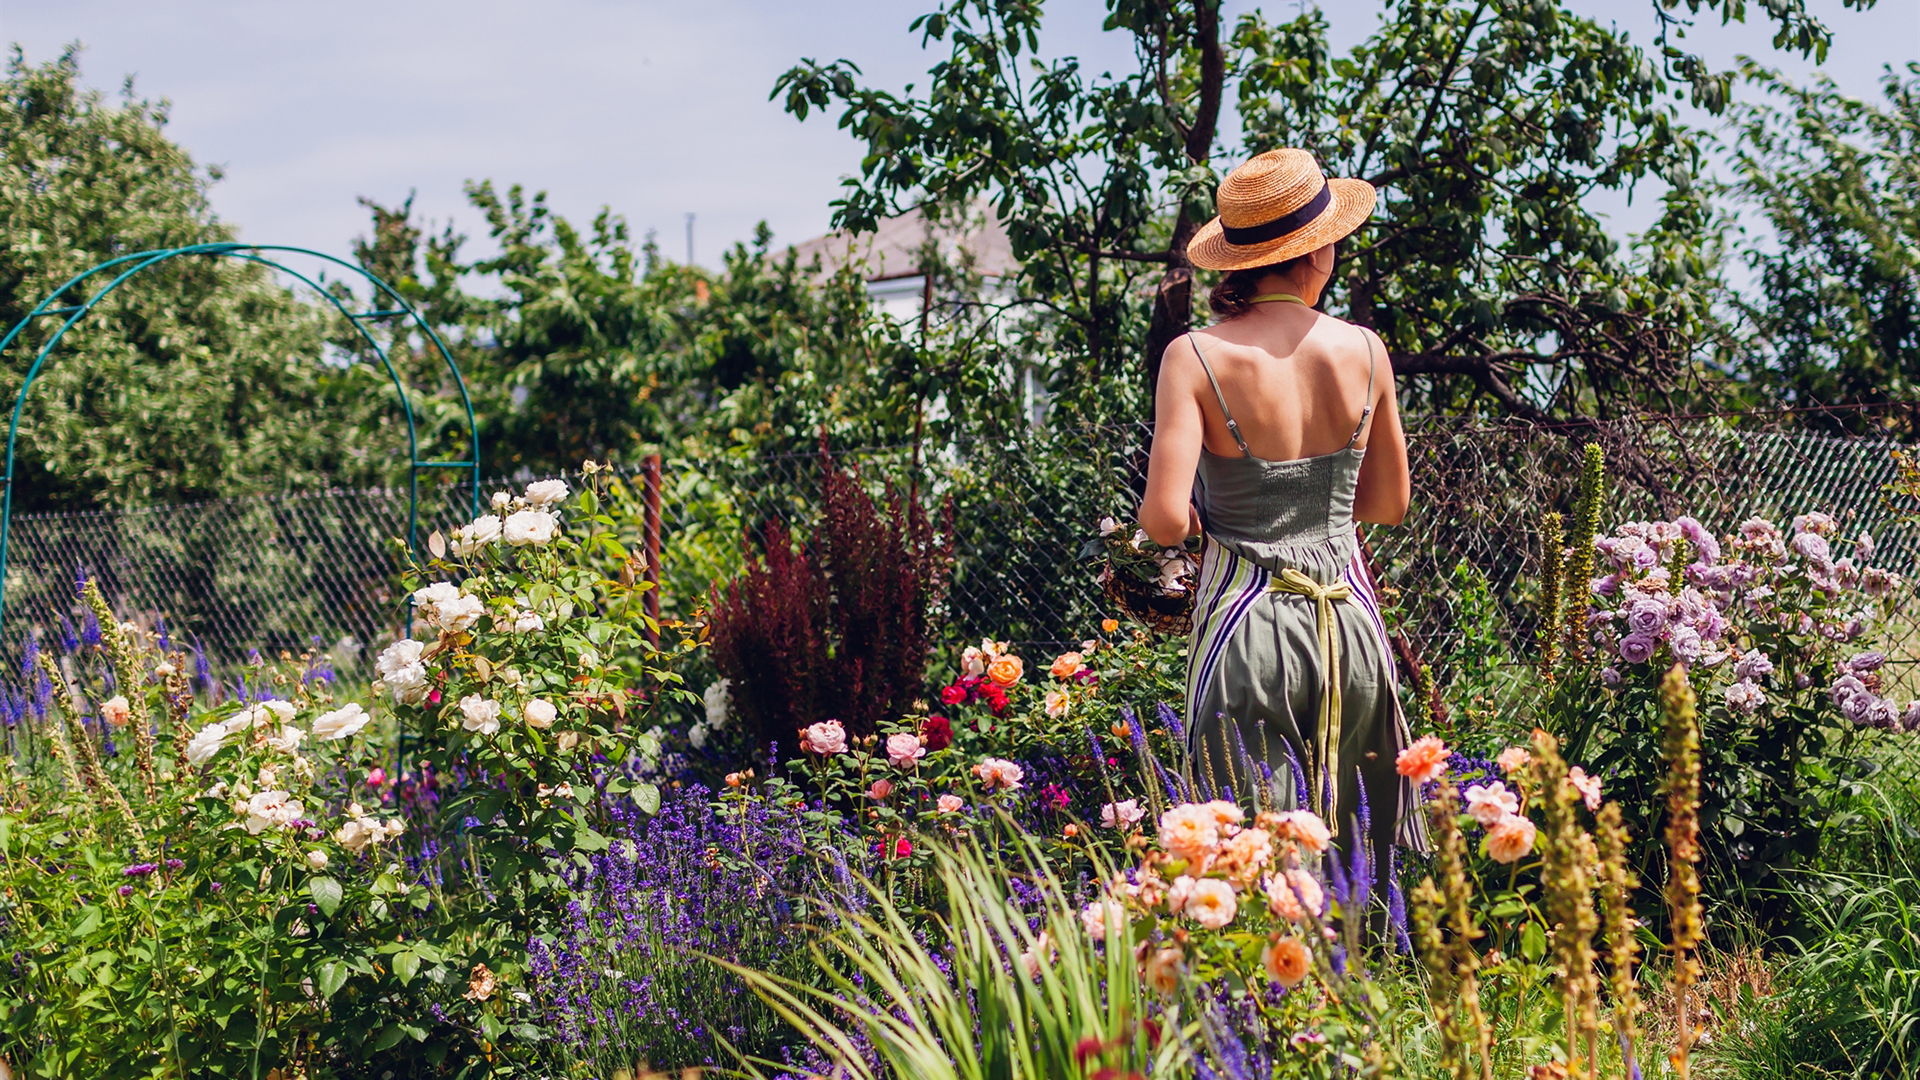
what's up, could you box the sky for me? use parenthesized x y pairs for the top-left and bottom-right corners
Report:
(4, 0), (1914, 270)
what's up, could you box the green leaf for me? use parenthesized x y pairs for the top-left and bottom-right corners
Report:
(369, 1024), (407, 1052)
(316, 960), (350, 999)
(393, 949), (421, 986)
(633, 781), (661, 816)
(309, 875), (344, 918)
(69, 905), (102, 940)
(1521, 921), (1548, 962)
(573, 826), (611, 853)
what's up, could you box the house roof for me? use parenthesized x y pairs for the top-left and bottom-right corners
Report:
(787, 203), (1017, 282)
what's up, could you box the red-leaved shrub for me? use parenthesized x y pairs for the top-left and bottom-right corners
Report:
(708, 449), (953, 754)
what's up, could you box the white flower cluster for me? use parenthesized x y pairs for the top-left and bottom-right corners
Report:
(413, 582), (486, 635)
(688, 679), (731, 749)
(451, 480), (568, 557)
(185, 699), (306, 765)
(376, 638), (430, 704)
(335, 801), (406, 853)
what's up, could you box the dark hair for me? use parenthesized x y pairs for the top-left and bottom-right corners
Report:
(1207, 254), (1309, 319)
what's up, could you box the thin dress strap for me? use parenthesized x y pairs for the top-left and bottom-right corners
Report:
(1188, 331), (1250, 457)
(1346, 328), (1378, 450)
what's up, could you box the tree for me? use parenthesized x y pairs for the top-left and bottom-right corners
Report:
(1722, 61), (1919, 432)
(347, 186), (919, 476)
(0, 47), (400, 511)
(772, 0), (1876, 423)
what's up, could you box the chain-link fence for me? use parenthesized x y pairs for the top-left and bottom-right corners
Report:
(4, 410), (1916, 716)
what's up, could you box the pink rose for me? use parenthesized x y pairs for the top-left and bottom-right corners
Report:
(885, 732), (926, 769)
(1486, 814), (1538, 863)
(868, 778), (894, 800)
(800, 719), (847, 755)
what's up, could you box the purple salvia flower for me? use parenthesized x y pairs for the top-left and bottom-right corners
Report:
(1387, 850), (1412, 954)
(1282, 737), (1309, 809)
(1156, 700), (1184, 744)
(80, 609), (101, 650)
(56, 615), (78, 654)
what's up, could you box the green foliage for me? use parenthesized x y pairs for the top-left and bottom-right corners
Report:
(1723, 61), (1920, 428)
(347, 189), (925, 476)
(0, 48), (401, 511)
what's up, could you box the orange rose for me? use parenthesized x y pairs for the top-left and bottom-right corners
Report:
(987, 654), (1024, 687)
(1395, 735), (1451, 784)
(1049, 651), (1085, 679)
(1262, 936), (1311, 987)
(1101, 618), (1120, 634)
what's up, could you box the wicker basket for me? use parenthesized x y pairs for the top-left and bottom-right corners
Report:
(1100, 544), (1203, 636)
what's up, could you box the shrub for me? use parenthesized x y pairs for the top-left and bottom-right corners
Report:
(708, 447), (952, 749)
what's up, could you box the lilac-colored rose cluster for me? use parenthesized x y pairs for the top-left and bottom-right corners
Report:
(1584, 511), (1914, 731)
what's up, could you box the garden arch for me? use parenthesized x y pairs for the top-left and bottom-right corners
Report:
(0, 242), (482, 638)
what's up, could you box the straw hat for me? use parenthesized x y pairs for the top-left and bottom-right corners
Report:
(1186, 149), (1376, 271)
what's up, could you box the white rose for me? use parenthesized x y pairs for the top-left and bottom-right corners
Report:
(451, 515), (503, 556)
(376, 638), (426, 680)
(264, 724), (305, 754)
(335, 818), (374, 853)
(185, 722), (231, 765)
(688, 723), (709, 749)
(703, 679), (732, 728)
(411, 582), (461, 623)
(523, 698), (557, 728)
(262, 700), (297, 723)
(386, 664), (429, 705)
(435, 594), (486, 634)
(513, 609), (545, 634)
(502, 509), (557, 547)
(305, 850), (329, 870)
(313, 703), (371, 741)
(459, 695), (501, 736)
(522, 479), (569, 508)
(244, 790), (304, 835)
(490, 491), (512, 512)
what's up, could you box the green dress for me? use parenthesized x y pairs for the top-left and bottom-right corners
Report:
(1182, 330), (1429, 858)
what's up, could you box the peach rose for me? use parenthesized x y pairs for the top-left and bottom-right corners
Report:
(960, 646), (987, 678)
(100, 695), (132, 728)
(1266, 868), (1325, 923)
(1486, 814), (1538, 864)
(987, 654), (1024, 688)
(1044, 689), (1071, 718)
(1262, 936), (1312, 987)
(936, 793), (964, 814)
(1568, 766), (1603, 811)
(1049, 651), (1085, 679)
(1157, 804), (1220, 863)
(1202, 800), (1247, 827)
(1396, 735), (1451, 784)
(1218, 827), (1273, 885)
(1183, 878), (1238, 929)
(972, 757), (1025, 792)
(1144, 946), (1184, 995)
(1495, 746), (1532, 774)
(1101, 618), (1120, 634)
(1463, 781), (1520, 827)
(1273, 810), (1331, 854)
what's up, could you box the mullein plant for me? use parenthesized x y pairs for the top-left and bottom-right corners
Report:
(1410, 776), (1494, 1080)
(1530, 730), (1601, 1078)
(1660, 664), (1704, 1079)
(1560, 444), (1606, 664)
(1536, 512), (1568, 675)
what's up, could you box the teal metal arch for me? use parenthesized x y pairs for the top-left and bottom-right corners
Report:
(0, 242), (482, 638)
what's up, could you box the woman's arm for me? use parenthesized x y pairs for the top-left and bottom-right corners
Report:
(1141, 337), (1207, 547)
(1352, 327), (1410, 526)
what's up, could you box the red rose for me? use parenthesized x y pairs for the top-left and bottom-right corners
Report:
(983, 684), (1009, 715)
(920, 715), (954, 752)
(940, 684), (968, 706)
(894, 837), (912, 858)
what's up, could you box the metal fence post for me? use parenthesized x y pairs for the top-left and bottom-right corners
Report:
(642, 454), (663, 646)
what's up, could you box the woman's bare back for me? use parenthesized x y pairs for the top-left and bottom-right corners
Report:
(1140, 304), (1409, 544)
(1182, 309), (1379, 461)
